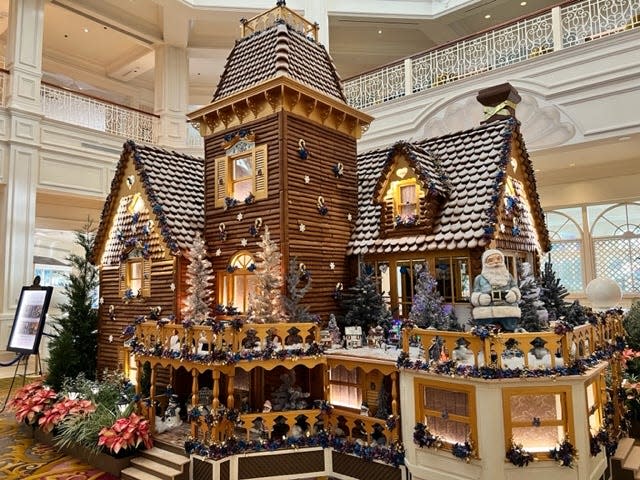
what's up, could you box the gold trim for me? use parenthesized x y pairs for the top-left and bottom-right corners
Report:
(188, 77), (373, 139)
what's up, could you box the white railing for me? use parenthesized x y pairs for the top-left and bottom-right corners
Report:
(343, 0), (640, 109)
(40, 83), (157, 144)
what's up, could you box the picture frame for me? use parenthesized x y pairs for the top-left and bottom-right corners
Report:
(7, 286), (53, 354)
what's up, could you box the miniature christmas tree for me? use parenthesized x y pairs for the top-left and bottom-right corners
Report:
(182, 232), (214, 323)
(47, 223), (99, 391)
(408, 267), (460, 331)
(563, 299), (590, 327)
(539, 259), (569, 321)
(517, 262), (548, 332)
(283, 257), (312, 322)
(249, 226), (287, 323)
(342, 265), (392, 332)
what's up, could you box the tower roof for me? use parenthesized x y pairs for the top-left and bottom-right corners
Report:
(213, 21), (345, 103)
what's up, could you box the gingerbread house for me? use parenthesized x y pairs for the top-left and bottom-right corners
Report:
(347, 84), (550, 322)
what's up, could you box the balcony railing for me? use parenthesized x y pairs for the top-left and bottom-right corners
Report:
(40, 83), (157, 144)
(343, 0), (640, 109)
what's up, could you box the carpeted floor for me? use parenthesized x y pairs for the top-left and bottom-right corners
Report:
(0, 377), (117, 480)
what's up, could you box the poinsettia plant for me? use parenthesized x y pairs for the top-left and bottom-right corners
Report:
(98, 412), (153, 455)
(38, 397), (96, 433)
(8, 382), (58, 425)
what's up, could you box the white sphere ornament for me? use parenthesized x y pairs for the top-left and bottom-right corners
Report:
(585, 277), (622, 311)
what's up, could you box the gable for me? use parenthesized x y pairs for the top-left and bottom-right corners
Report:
(98, 159), (168, 266)
(93, 141), (204, 265)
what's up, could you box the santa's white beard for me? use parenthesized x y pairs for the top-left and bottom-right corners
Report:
(482, 265), (512, 287)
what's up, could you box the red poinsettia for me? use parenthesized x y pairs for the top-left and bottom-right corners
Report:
(38, 397), (96, 432)
(98, 412), (153, 454)
(8, 382), (58, 425)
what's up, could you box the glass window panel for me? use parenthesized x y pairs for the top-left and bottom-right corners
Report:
(424, 415), (470, 444)
(130, 262), (142, 279)
(455, 258), (470, 300)
(546, 211), (582, 240)
(512, 426), (564, 452)
(594, 237), (640, 292)
(233, 178), (253, 201)
(435, 258), (452, 301)
(587, 203), (614, 232)
(424, 388), (468, 416)
(510, 393), (561, 422)
(233, 276), (246, 311)
(233, 157), (252, 179)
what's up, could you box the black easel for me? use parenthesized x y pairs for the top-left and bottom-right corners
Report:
(0, 276), (52, 413)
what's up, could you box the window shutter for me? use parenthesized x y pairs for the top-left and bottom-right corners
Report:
(214, 155), (228, 208)
(253, 144), (268, 200)
(119, 262), (127, 296)
(142, 258), (152, 297)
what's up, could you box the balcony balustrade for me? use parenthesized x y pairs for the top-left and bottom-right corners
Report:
(343, 0), (640, 109)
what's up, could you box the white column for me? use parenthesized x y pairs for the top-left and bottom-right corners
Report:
(0, 0), (45, 344)
(154, 45), (189, 149)
(304, 0), (329, 49)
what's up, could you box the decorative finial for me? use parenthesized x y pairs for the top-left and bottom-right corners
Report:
(276, 0), (286, 6)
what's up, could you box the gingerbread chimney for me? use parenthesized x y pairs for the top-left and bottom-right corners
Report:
(476, 83), (521, 124)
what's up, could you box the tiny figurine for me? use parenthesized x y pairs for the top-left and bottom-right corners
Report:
(470, 249), (522, 331)
(169, 329), (181, 353)
(262, 400), (272, 413)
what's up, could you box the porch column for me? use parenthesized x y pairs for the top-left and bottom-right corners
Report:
(0, 0), (44, 347)
(191, 369), (199, 438)
(149, 365), (157, 433)
(227, 371), (235, 409)
(212, 369), (220, 410)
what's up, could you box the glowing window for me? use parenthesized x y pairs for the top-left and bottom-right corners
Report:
(503, 386), (572, 456)
(218, 252), (255, 313)
(329, 365), (362, 409)
(415, 379), (477, 450)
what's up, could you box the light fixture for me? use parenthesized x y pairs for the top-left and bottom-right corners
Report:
(535, 168), (541, 172)
(618, 136), (631, 141)
(569, 163), (576, 167)
(484, 14), (491, 19)
(83, 27), (89, 33)
(378, 29), (383, 34)
(520, 1), (527, 5)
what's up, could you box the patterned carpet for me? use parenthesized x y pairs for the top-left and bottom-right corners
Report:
(0, 377), (117, 480)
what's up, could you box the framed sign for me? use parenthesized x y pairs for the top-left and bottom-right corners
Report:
(7, 286), (53, 354)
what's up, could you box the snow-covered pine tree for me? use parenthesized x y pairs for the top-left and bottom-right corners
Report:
(249, 226), (286, 323)
(182, 232), (214, 323)
(408, 267), (459, 331)
(539, 259), (569, 321)
(517, 262), (548, 332)
(624, 300), (640, 351)
(342, 265), (391, 332)
(283, 257), (312, 322)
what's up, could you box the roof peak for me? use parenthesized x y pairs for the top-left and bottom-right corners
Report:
(240, 1), (319, 41)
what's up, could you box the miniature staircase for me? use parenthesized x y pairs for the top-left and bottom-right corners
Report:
(612, 437), (640, 480)
(121, 445), (190, 480)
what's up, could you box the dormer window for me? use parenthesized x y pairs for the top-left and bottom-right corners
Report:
(398, 182), (418, 218)
(391, 179), (421, 226)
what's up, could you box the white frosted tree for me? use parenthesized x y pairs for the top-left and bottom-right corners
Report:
(182, 232), (214, 323)
(249, 226), (287, 323)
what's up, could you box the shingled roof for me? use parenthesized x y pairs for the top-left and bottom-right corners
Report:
(212, 21), (346, 103)
(347, 118), (549, 255)
(94, 141), (204, 263)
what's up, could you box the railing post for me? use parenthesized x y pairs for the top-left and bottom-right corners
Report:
(404, 58), (413, 96)
(552, 6), (564, 51)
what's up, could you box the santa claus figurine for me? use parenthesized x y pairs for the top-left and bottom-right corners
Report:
(470, 249), (521, 331)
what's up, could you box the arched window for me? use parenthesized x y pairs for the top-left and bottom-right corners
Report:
(545, 210), (584, 292)
(591, 202), (640, 293)
(218, 251), (256, 313)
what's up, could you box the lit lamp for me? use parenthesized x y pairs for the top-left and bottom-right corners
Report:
(117, 395), (130, 414)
